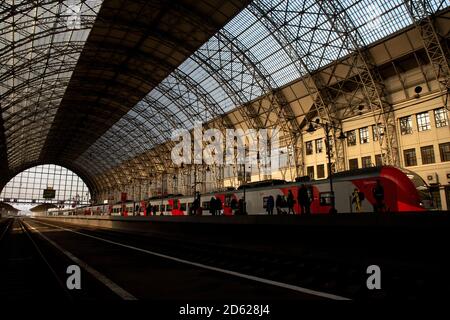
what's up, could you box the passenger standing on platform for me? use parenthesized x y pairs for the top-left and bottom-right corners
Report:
(152, 205), (157, 216)
(146, 202), (152, 216)
(266, 195), (274, 215)
(298, 184), (311, 215)
(209, 197), (216, 216)
(215, 197), (222, 215)
(287, 190), (295, 214)
(230, 198), (238, 215)
(351, 188), (362, 212)
(275, 195), (283, 215)
(372, 180), (385, 212)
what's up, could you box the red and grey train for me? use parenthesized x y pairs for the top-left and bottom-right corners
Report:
(50, 166), (432, 217)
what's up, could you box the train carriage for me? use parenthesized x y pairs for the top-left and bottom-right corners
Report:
(50, 166), (431, 217)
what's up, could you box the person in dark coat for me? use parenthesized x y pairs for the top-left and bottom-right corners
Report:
(275, 194), (283, 215)
(298, 184), (311, 215)
(215, 197), (223, 215)
(287, 190), (295, 214)
(266, 195), (274, 215)
(372, 179), (385, 212)
(146, 202), (152, 216)
(209, 197), (216, 216)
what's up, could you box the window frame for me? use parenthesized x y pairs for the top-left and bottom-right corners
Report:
(434, 108), (449, 128)
(420, 145), (435, 165)
(305, 141), (314, 155)
(359, 127), (370, 144)
(347, 130), (357, 146)
(416, 112), (431, 132)
(399, 116), (413, 135)
(403, 148), (418, 167)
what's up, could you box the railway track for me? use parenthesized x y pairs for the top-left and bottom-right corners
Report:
(0, 218), (71, 300)
(29, 218), (446, 300)
(0, 218), (121, 300)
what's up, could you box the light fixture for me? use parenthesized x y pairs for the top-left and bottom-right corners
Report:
(338, 131), (347, 140)
(306, 123), (316, 133)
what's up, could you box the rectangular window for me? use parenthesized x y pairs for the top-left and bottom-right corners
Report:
(319, 192), (333, 206)
(420, 145), (435, 164)
(375, 154), (383, 167)
(361, 156), (372, 168)
(347, 130), (357, 146)
(305, 141), (313, 155)
(372, 124), (384, 141)
(399, 116), (413, 135)
(359, 127), (369, 144)
(317, 164), (325, 179)
(434, 108), (449, 128)
(349, 158), (359, 170)
(306, 166), (314, 179)
(416, 112), (431, 131)
(404, 148), (417, 166)
(439, 142), (450, 162)
(315, 139), (323, 153)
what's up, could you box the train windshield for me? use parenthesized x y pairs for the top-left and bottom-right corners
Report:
(400, 168), (433, 209)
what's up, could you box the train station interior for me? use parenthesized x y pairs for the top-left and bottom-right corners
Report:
(0, 0), (449, 305)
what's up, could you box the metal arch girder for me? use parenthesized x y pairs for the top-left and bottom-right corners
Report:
(1, 71), (73, 114)
(170, 69), (235, 129)
(0, 41), (85, 83)
(404, 0), (450, 105)
(317, 0), (400, 168)
(247, 1), (349, 173)
(215, 28), (305, 176)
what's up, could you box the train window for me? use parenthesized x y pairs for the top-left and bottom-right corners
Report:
(180, 203), (186, 211)
(172, 199), (179, 209)
(159, 205), (165, 212)
(319, 192), (333, 206)
(167, 204), (172, 210)
(202, 201), (210, 209)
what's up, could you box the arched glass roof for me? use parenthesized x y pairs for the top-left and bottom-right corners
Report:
(77, 0), (450, 174)
(1, 0), (449, 191)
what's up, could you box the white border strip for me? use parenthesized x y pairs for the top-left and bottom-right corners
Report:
(24, 220), (137, 301)
(32, 219), (351, 301)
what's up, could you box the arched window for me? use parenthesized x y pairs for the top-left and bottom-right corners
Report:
(0, 164), (91, 206)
